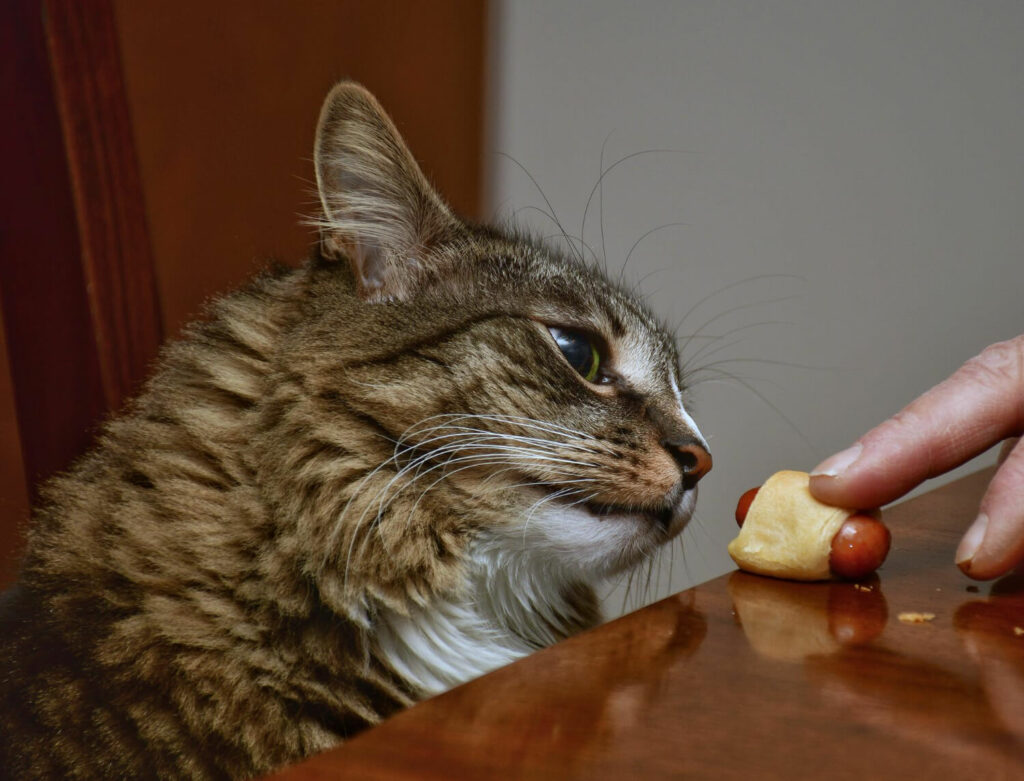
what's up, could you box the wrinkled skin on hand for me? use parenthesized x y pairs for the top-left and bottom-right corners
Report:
(810, 335), (1024, 580)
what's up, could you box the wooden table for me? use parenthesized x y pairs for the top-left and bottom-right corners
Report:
(270, 468), (1024, 779)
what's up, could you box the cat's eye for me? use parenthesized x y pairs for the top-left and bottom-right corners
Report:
(548, 327), (602, 383)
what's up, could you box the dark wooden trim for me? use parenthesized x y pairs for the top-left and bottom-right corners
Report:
(44, 0), (163, 410)
(0, 0), (163, 498)
(0, 0), (107, 492)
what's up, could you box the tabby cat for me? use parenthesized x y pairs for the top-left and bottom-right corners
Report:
(0, 82), (711, 779)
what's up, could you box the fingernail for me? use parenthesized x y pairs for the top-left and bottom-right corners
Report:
(956, 513), (989, 569)
(811, 442), (863, 478)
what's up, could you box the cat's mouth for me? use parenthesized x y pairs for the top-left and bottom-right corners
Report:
(528, 481), (679, 530)
(512, 481), (698, 575)
(583, 500), (674, 530)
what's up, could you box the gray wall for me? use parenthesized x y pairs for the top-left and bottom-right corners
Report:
(486, 0), (1024, 613)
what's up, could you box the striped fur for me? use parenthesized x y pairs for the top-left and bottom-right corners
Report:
(0, 83), (707, 779)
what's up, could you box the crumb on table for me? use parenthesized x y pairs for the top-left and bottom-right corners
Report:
(898, 612), (936, 624)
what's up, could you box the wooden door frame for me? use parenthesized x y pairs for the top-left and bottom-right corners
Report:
(0, 0), (163, 498)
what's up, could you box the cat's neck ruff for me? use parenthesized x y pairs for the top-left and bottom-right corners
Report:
(373, 536), (599, 696)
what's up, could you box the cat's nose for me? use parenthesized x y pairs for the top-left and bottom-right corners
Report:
(664, 439), (713, 489)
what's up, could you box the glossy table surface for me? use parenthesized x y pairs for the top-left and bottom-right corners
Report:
(270, 468), (1024, 779)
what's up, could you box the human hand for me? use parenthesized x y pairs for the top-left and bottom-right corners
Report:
(808, 336), (1024, 580)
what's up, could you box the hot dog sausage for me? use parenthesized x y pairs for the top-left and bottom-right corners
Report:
(828, 512), (891, 580)
(735, 487), (759, 526)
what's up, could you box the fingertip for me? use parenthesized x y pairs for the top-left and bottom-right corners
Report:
(810, 443), (863, 480)
(955, 514), (988, 568)
(958, 556), (1007, 582)
(809, 443), (866, 506)
(962, 528), (1024, 581)
(958, 476), (1024, 581)
(807, 471), (846, 505)
(958, 445), (1024, 579)
(956, 520), (1002, 581)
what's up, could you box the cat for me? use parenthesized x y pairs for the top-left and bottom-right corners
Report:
(0, 81), (711, 779)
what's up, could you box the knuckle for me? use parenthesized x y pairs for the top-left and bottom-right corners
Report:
(962, 338), (1024, 388)
(961, 338), (1024, 430)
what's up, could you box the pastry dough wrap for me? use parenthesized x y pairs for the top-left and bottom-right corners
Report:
(728, 470), (852, 581)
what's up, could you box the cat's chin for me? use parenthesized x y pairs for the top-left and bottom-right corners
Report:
(506, 485), (698, 578)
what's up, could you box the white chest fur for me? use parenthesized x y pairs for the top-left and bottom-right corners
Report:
(373, 541), (598, 696)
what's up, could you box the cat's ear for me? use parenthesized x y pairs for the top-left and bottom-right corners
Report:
(314, 82), (460, 302)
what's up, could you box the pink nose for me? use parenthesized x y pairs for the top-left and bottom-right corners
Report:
(666, 440), (713, 488)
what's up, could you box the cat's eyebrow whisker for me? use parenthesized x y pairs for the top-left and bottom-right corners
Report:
(676, 293), (804, 365)
(683, 372), (757, 390)
(498, 152), (586, 266)
(693, 356), (835, 373)
(618, 222), (690, 288)
(679, 319), (797, 368)
(682, 337), (748, 373)
(686, 367), (817, 455)
(628, 264), (674, 299)
(672, 273), (805, 335)
(510, 217), (600, 266)
(580, 147), (685, 267)
(685, 367), (788, 395)
(598, 133), (610, 274)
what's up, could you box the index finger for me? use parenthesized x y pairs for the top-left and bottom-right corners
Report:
(809, 337), (1024, 509)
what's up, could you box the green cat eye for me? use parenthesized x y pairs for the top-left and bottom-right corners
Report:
(548, 327), (601, 382)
